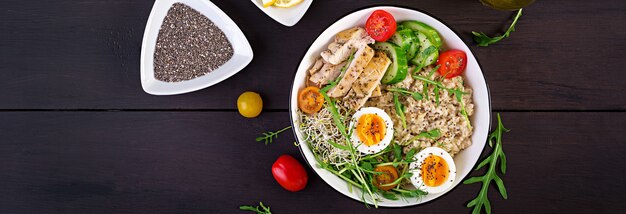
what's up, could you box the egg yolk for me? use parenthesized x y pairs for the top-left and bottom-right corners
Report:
(356, 114), (386, 146)
(421, 155), (449, 187)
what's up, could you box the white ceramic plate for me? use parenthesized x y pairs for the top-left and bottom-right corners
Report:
(289, 6), (491, 207)
(250, 0), (313, 27)
(141, 0), (253, 95)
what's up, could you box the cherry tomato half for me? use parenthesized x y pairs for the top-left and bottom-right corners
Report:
(365, 10), (397, 42)
(373, 165), (399, 191)
(436, 50), (467, 79)
(271, 155), (308, 192)
(298, 86), (324, 115)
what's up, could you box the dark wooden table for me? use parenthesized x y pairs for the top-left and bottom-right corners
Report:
(1, 0), (625, 213)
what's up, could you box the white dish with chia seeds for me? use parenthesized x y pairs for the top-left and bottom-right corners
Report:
(141, 0), (253, 95)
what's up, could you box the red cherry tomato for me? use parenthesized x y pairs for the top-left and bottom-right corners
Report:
(271, 155), (308, 192)
(436, 50), (468, 79)
(365, 10), (397, 42)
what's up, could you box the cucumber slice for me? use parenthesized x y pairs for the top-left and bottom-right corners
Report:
(406, 39), (420, 60)
(410, 32), (439, 69)
(372, 42), (408, 84)
(388, 29), (416, 52)
(400, 21), (443, 48)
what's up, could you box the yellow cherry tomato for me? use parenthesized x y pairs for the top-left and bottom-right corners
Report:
(237, 91), (263, 118)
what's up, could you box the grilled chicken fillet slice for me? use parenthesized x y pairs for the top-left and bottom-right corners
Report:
(320, 27), (374, 65)
(343, 51), (391, 110)
(309, 61), (346, 87)
(308, 58), (324, 75)
(327, 45), (375, 98)
(370, 85), (382, 98)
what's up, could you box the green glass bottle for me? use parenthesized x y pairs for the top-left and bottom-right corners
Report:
(480, 0), (535, 10)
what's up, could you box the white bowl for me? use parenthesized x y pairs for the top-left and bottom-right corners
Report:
(141, 0), (253, 95)
(250, 0), (313, 27)
(289, 6), (491, 207)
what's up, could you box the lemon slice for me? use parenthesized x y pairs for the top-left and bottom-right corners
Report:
(262, 0), (276, 8)
(273, 0), (303, 8)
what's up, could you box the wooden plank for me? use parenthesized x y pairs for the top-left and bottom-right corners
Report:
(0, 112), (624, 213)
(0, 0), (625, 110)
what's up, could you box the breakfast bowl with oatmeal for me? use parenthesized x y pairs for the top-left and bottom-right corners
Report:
(289, 6), (491, 207)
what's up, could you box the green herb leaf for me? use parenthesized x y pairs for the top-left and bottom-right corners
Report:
(433, 86), (440, 106)
(418, 129), (441, 139)
(463, 114), (509, 214)
(472, 9), (523, 47)
(393, 93), (407, 129)
(321, 50), (355, 93)
(386, 88), (423, 101)
(319, 51), (353, 142)
(328, 140), (350, 151)
(240, 202), (272, 214)
(381, 191), (399, 200)
(360, 162), (374, 171)
(404, 148), (417, 162)
(256, 126), (292, 145)
(393, 144), (402, 162)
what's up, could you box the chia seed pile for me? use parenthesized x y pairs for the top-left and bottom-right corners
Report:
(154, 3), (233, 82)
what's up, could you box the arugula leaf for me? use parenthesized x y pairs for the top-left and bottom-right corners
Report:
(404, 148), (417, 162)
(255, 126), (292, 145)
(433, 86), (440, 106)
(328, 140), (350, 151)
(463, 114), (510, 214)
(318, 51), (356, 141)
(417, 129), (441, 140)
(393, 93), (407, 128)
(240, 202), (272, 214)
(412, 75), (468, 98)
(360, 162), (374, 171)
(403, 129), (441, 147)
(321, 50), (355, 93)
(422, 65), (440, 100)
(386, 88), (423, 101)
(473, 9), (523, 47)
(393, 143), (402, 162)
(455, 81), (472, 129)
(381, 191), (399, 200)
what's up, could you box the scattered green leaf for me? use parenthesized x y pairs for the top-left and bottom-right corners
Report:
(255, 126), (292, 145)
(464, 114), (510, 214)
(386, 88), (423, 101)
(240, 201), (272, 214)
(472, 9), (523, 47)
(393, 92), (407, 128)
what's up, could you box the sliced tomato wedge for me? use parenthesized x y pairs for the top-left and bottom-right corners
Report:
(373, 165), (399, 191)
(436, 50), (467, 79)
(298, 86), (324, 114)
(365, 10), (397, 42)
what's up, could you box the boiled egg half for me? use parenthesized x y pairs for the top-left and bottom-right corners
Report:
(409, 147), (457, 194)
(349, 107), (394, 154)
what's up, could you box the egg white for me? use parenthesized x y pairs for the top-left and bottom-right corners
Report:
(409, 147), (457, 194)
(349, 107), (394, 154)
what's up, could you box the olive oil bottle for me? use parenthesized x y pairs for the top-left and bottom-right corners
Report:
(480, 0), (535, 10)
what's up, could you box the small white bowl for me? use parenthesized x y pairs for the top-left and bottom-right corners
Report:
(141, 0), (253, 95)
(290, 6), (491, 207)
(250, 0), (313, 27)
